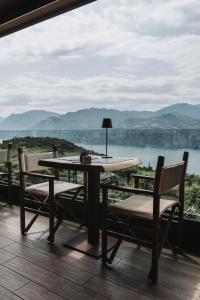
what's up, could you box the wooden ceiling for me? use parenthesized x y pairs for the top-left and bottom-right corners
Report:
(0, 0), (96, 38)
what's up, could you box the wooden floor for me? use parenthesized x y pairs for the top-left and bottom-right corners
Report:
(0, 205), (200, 300)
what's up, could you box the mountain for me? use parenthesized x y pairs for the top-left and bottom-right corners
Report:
(121, 113), (200, 129)
(156, 103), (200, 119)
(32, 104), (200, 130)
(2, 103), (200, 131)
(32, 108), (148, 130)
(0, 110), (60, 130)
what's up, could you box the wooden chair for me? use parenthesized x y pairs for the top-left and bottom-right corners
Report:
(101, 152), (189, 284)
(18, 146), (83, 243)
(0, 143), (12, 206)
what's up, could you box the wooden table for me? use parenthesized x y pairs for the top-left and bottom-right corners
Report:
(39, 156), (141, 257)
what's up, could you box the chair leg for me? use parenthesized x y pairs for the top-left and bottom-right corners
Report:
(149, 218), (160, 285)
(6, 160), (12, 206)
(47, 216), (63, 242)
(108, 239), (122, 264)
(53, 217), (63, 234)
(25, 214), (40, 233)
(20, 191), (26, 235)
(177, 204), (184, 253)
(148, 240), (159, 285)
(25, 196), (49, 233)
(149, 206), (177, 284)
(102, 227), (108, 264)
(102, 187), (109, 264)
(48, 180), (55, 244)
(160, 206), (177, 255)
(7, 177), (12, 206)
(49, 215), (55, 243)
(49, 200), (55, 244)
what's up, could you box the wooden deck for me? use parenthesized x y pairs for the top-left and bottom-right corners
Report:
(0, 205), (199, 300)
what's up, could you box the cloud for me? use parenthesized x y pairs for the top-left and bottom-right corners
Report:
(0, 0), (200, 116)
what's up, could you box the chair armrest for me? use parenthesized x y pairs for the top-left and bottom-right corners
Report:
(101, 184), (153, 196)
(131, 174), (154, 181)
(0, 172), (8, 177)
(22, 172), (56, 180)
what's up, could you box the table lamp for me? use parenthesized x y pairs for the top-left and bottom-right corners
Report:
(102, 118), (112, 158)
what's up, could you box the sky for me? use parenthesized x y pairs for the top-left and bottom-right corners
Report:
(0, 0), (200, 117)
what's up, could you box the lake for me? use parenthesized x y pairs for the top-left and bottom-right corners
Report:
(0, 130), (199, 174)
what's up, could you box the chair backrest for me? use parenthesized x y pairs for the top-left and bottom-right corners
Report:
(159, 163), (185, 193)
(18, 146), (58, 173)
(0, 143), (12, 163)
(154, 152), (189, 195)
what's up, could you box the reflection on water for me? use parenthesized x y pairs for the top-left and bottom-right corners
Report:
(0, 130), (199, 174)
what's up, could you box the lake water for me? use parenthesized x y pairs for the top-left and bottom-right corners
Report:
(0, 130), (199, 174)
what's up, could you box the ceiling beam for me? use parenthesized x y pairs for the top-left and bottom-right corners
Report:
(0, 0), (96, 38)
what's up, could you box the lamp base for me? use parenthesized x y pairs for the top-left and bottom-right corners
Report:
(101, 156), (113, 159)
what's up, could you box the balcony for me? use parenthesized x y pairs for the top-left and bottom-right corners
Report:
(1, 0), (200, 298)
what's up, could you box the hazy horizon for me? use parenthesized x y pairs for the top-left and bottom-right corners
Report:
(1, 102), (200, 118)
(1, 0), (200, 117)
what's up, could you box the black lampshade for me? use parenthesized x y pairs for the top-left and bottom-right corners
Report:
(102, 118), (112, 128)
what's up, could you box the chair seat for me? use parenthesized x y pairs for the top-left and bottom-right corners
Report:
(110, 195), (178, 220)
(25, 180), (83, 197)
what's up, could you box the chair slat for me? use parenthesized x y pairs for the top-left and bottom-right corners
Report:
(24, 152), (54, 172)
(159, 163), (185, 193)
(0, 150), (8, 163)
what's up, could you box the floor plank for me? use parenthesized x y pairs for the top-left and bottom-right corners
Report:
(15, 282), (65, 300)
(5, 242), (93, 285)
(0, 248), (16, 264)
(4, 257), (108, 300)
(84, 276), (152, 300)
(0, 236), (14, 249)
(0, 285), (21, 300)
(98, 257), (199, 299)
(0, 264), (30, 292)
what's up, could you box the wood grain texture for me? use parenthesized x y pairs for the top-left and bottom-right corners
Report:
(0, 264), (29, 292)
(4, 257), (107, 300)
(0, 285), (21, 300)
(5, 242), (92, 284)
(0, 248), (15, 264)
(0, 206), (199, 300)
(15, 282), (65, 300)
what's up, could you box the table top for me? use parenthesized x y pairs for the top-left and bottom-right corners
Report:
(38, 156), (142, 172)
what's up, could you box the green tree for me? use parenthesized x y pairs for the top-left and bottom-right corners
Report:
(185, 184), (200, 211)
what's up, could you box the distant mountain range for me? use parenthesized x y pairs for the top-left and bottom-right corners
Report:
(121, 113), (200, 129)
(0, 110), (59, 130)
(1, 103), (200, 130)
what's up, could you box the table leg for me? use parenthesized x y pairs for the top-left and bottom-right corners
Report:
(87, 170), (100, 245)
(62, 169), (103, 257)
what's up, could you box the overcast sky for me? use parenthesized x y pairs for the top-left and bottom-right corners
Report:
(0, 0), (200, 117)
